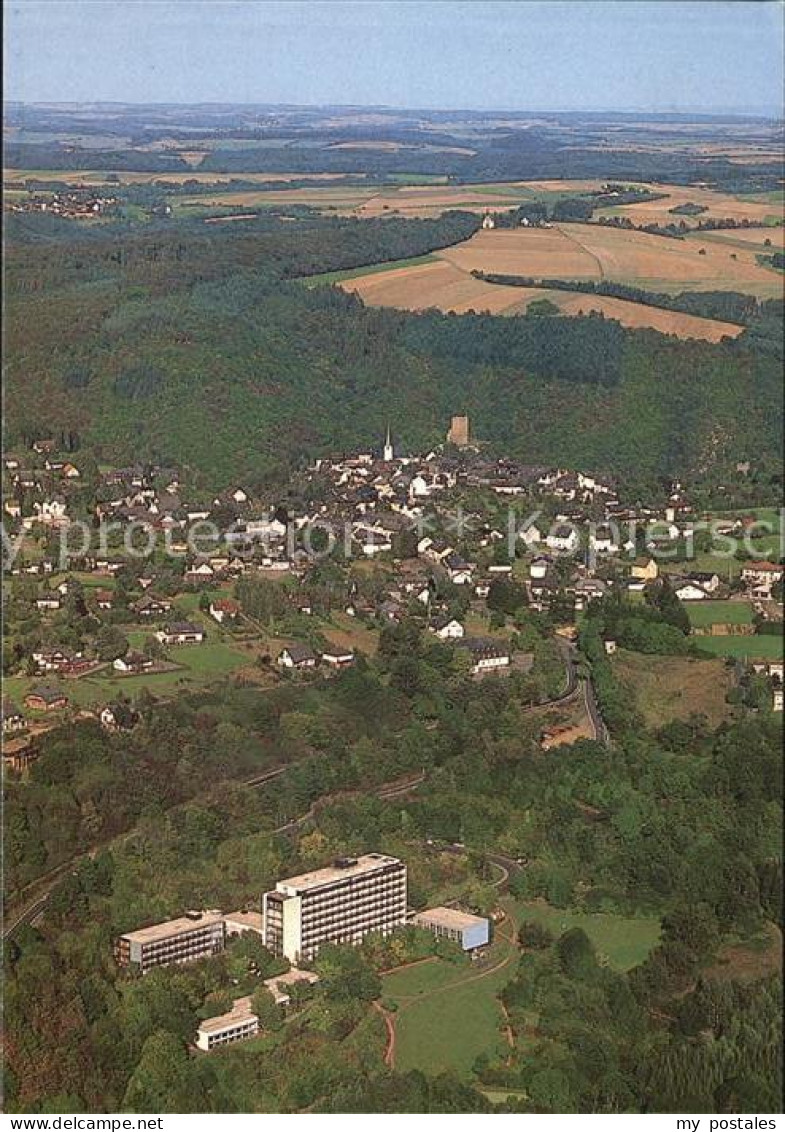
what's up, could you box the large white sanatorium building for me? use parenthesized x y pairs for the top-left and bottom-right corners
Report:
(262, 853), (407, 962)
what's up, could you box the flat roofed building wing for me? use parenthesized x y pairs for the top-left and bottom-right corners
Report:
(412, 906), (490, 951)
(195, 996), (259, 1052)
(116, 911), (225, 972)
(263, 853), (407, 963)
(222, 910), (264, 937)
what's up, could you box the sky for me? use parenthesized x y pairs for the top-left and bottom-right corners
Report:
(4, 0), (784, 115)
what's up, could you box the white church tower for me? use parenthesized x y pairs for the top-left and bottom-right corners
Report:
(383, 425), (394, 463)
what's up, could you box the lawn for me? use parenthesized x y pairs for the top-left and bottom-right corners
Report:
(384, 944), (516, 1078)
(687, 600), (755, 628)
(512, 901), (660, 971)
(693, 634), (783, 661)
(381, 957), (464, 998)
(380, 909), (522, 1079)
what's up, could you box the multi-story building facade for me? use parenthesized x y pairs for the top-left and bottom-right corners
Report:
(262, 853), (407, 963)
(115, 911), (225, 972)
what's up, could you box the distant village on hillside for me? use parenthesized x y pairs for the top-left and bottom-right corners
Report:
(3, 413), (783, 768)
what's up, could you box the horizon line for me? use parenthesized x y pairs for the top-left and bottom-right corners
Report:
(5, 98), (783, 121)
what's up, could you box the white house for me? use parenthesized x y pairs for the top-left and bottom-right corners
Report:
(673, 582), (709, 602)
(353, 526), (393, 557)
(154, 622), (206, 645)
(35, 595), (61, 611)
(246, 517), (287, 540)
(209, 598), (240, 624)
(321, 648), (355, 668)
(519, 523), (543, 548)
(458, 637), (511, 675)
(33, 498), (68, 525)
(113, 651), (154, 674)
(546, 526), (580, 554)
(751, 661), (784, 682)
(184, 562), (215, 583)
(740, 562), (783, 597)
(429, 617), (465, 640)
(589, 528), (619, 554)
(277, 643), (317, 669)
(409, 474), (431, 499)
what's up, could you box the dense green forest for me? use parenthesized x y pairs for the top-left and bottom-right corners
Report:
(5, 134), (781, 193)
(4, 211), (782, 494)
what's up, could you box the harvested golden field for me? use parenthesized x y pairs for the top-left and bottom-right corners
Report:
(594, 181), (783, 226)
(339, 256), (743, 341)
(341, 259), (528, 314)
(354, 184), (532, 218)
(436, 223), (782, 297)
(506, 289), (742, 341)
(511, 179), (783, 228)
(179, 185), (377, 209)
(559, 222), (782, 295)
(611, 649), (734, 728)
(688, 226), (785, 250)
(439, 227), (600, 278)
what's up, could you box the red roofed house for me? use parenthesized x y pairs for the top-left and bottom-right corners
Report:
(209, 598), (240, 624)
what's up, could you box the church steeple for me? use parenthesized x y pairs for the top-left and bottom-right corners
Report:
(383, 424), (394, 462)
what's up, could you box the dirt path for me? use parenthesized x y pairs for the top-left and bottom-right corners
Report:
(498, 998), (515, 1063)
(377, 907), (518, 1073)
(373, 1000), (397, 1068)
(555, 223), (606, 279)
(393, 910), (518, 1008)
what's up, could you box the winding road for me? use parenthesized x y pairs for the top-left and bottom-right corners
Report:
(3, 767), (425, 941)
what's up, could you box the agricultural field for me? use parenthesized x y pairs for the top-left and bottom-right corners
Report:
(339, 258), (531, 315)
(174, 180), (545, 218)
(449, 222), (784, 296)
(589, 181), (784, 228)
(611, 648), (735, 728)
(2, 168), (361, 185)
(338, 226), (756, 340)
(506, 288), (742, 341)
(304, 253), (440, 286)
(691, 227), (785, 252)
(170, 177), (785, 228)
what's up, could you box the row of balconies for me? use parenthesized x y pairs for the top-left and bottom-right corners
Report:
(302, 905), (405, 934)
(302, 916), (403, 945)
(301, 886), (406, 916)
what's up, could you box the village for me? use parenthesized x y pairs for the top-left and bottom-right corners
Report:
(2, 416), (783, 769)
